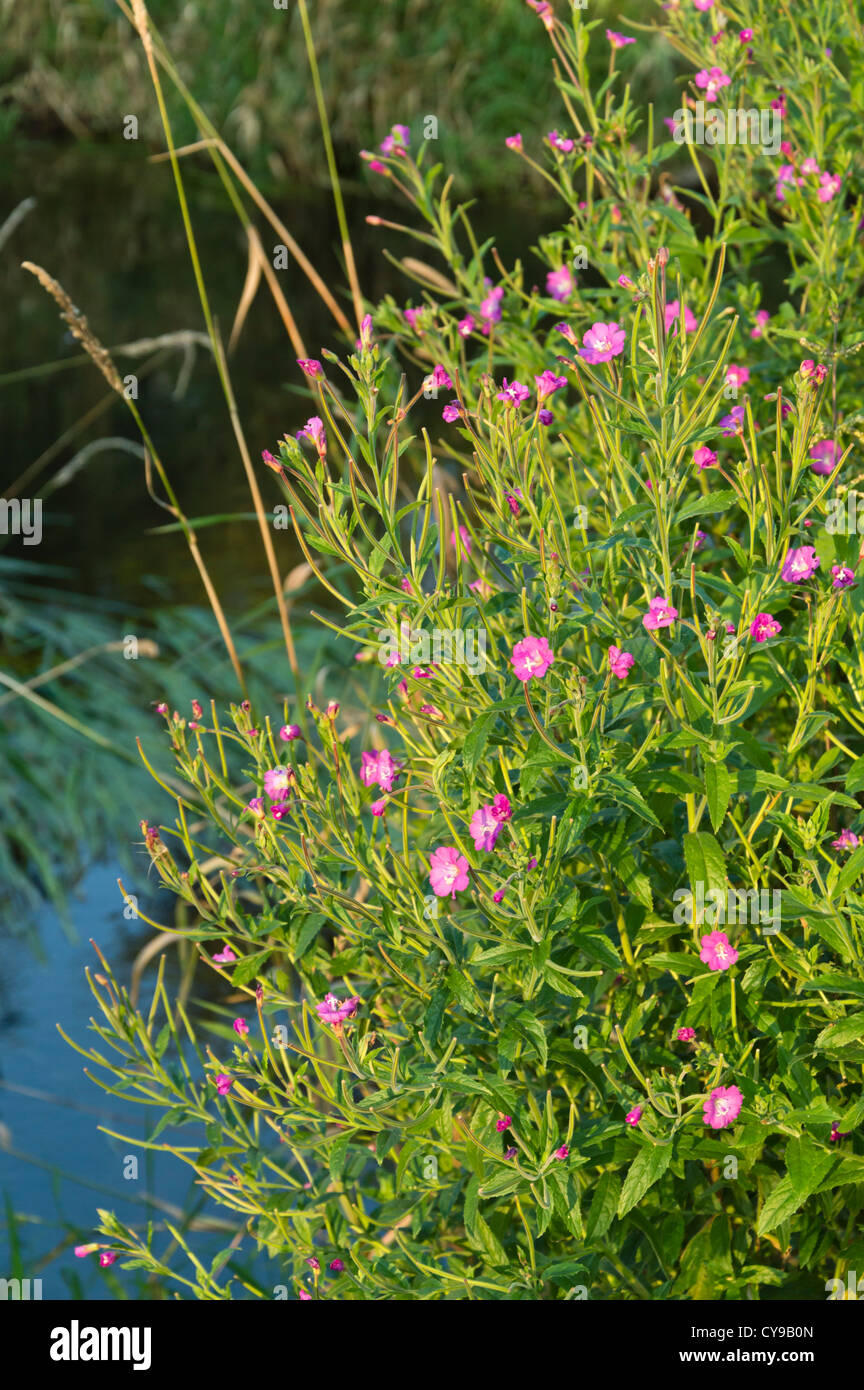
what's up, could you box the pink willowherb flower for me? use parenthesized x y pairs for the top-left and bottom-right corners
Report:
(695, 66), (731, 102)
(233, 1018), (250, 1038)
(693, 0), (715, 10)
(750, 613), (782, 643)
(450, 524), (472, 557)
(279, 724), (301, 741)
(677, 1027), (696, 1042)
(546, 266), (574, 301)
(606, 29), (635, 48)
(316, 994), (361, 1025)
(703, 1085), (743, 1129)
(264, 766), (293, 798)
(247, 796), (265, 819)
(99, 1251), (117, 1268)
(801, 359), (829, 384)
(496, 1116), (513, 1132)
(554, 1145), (569, 1159)
(457, 315), (475, 337)
(642, 596), (678, 631)
(608, 645), (634, 679)
(547, 129), (575, 153)
(480, 284), (504, 323)
(527, 0), (555, 29)
(830, 1121), (852, 1142)
(580, 322), (626, 364)
(625, 1106), (643, 1127)
(492, 794), (513, 822)
(212, 945), (237, 966)
(694, 445), (718, 470)
(818, 171), (843, 203)
(370, 798), (387, 816)
(470, 804), (504, 852)
(429, 846), (470, 898)
(298, 1288), (312, 1301)
(535, 369), (567, 400)
(297, 416), (327, 458)
(330, 1258), (345, 1274)
(781, 545), (820, 583)
(505, 133), (523, 152)
(379, 124), (410, 155)
(297, 358), (323, 379)
(700, 930), (738, 971)
(426, 364), (453, 391)
(833, 828), (859, 852)
(750, 310), (770, 340)
(214, 1074), (233, 1096)
(776, 163), (804, 201)
(720, 406), (747, 436)
(832, 564), (855, 590)
(511, 635), (554, 680)
(360, 748), (402, 792)
(442, 400), (465, 423)
(496, 377), (532, 406)
(664, 300), (698, 334)
(726, 364), (750, 388)
(809, 439), (840, 475)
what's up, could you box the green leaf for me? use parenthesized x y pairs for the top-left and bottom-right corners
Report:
(585, 1170), (620, 1241)
(704, 759), (732, 832)
(683, 830), (727, 899)
(815, 1013), (864, 1051)
(617, 1144), (673, 1218)
(786, 1136), (835, 1199)
(677, 490), (737, 522)
(423, 985), (448, 1048)
(230, 949), (271, 988)
(757, 1175), (803, 1235)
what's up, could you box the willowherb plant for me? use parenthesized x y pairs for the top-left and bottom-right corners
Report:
(69, 0), (864, 1299)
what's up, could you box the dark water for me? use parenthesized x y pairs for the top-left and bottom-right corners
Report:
(1, 141), (559, 607)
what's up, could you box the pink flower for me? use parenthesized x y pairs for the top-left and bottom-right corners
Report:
(215, 1073), (233, 1095)
(726, 364), (750, 388)
(213, 946), (237, 966)
(247, 796), (265, 819)
(642, 596), (678, 631)
(818, 171), (843, 203)
(492, 794), (513, 822)
(809, 439), (840, 475)
(442, 400), (465, 423)
(832, 564), (855, 590)
(264, 766), (293, 798)
(677, 1027), (696, 1042)
(547, 129), (575, 153)
(316, 993), (361, 1025)
(99, 1251), (117, 1268)
(781, 545), (820, 583)
(625, 1106), (642, 1127)
(450, 524), (472, 556)
(330, 1258), (345, 1273)
(506, 133), (523, 152)
(740, 28), (754, 42)
(554, 1145), (569, 1160)
(539, 409), (554, 426)
(700, 930), (738, 971)
(233, 1018), (250, 1038)
(270, 799), (291, 821)
(425, 364), (453, 391)
(720, 405), (746, 436)
(750, 613), (782, 642)
(496, 1116), (513, 1132)
(296, 416), (327, 458)
(694, 445), (718, 470)
(457, 315), (475, 337)
(776, 164), (804, 201)
(470, 804), (504, 852)
(74, 1244), (100, 1258)
(496, 377), (532, 405)
(535, 369), (567, 400)
(504, 1146), (517, 1159)
(833, 828), (859, 852)
(750, 310), (770, 340)
(429, 846), (470, 898)
(546, 267), (574, 301)
(830, 1121), (852, 1142)
(606, 29), (635, 48)
(480, 284), (504, 323)
(527, 0), (555, 29)
(801, 359), (828, 384)
(279, 724), (301, 741)
(693, 0), (714, 9)
(297, 359), (323, 379)
(360, 748), (402, 792)
(694, 66), (731, 102)
(580, 321), (626, 364)
(664, 300), (698, 334)
(511, 635), (554, 680)
(380, 123), (410, 155)
(370, 798), (387, 816)
(298, 1288), (312, 1300)
(608, 645), (634, 679)
(703, 1085), (743, 1130)
(801, 157), (821, 177)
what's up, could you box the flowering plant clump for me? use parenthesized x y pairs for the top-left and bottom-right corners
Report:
(69, 0), (864, 1299)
